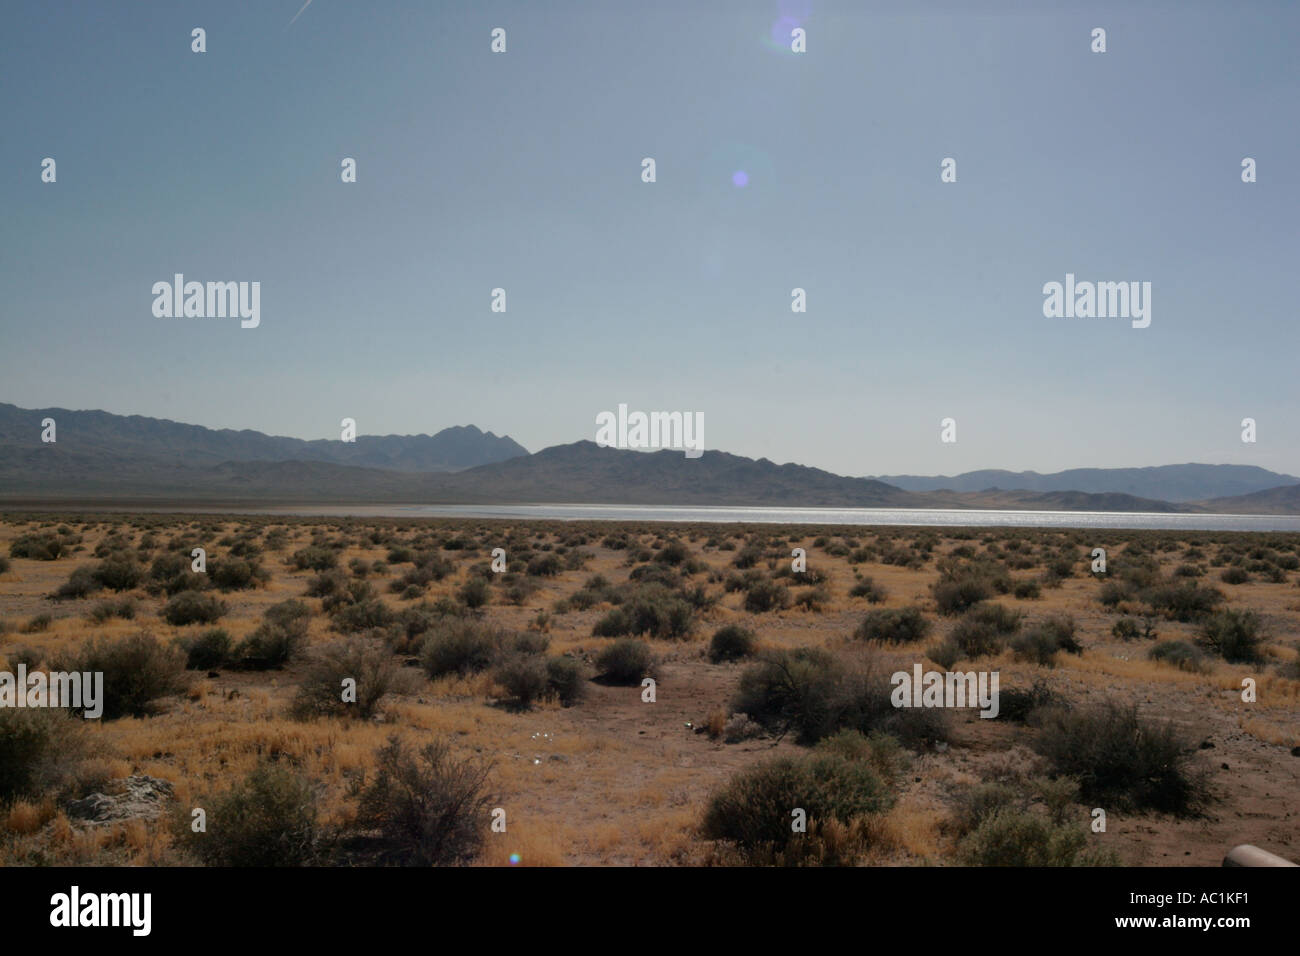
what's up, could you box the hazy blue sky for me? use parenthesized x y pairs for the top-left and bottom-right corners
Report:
(3, 0), (1297, 477)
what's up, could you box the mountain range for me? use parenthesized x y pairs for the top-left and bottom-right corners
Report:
(2, 402), (1298, 514)
(0, 402), (527, 473)
(868, 465), (1300, 502)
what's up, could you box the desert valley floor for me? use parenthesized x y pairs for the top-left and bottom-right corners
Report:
(0, 514), (1297, 867)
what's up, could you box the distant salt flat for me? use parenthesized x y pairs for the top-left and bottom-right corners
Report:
(233, 503), (1300, 531)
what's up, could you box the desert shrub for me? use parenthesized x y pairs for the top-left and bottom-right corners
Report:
(814, 729), (909, 779)
(545, 656), (587, 706)
(932, 577), (991, 615)
(776, 564), (829, 586)
(331, 598), (396, 634)
(1013, 580), (1041, 600)
(744, 579), (791, 614)
(492, 654), (550, 708)
(723, 712), (764, 743)
(291, 637), (397, 720)
(1045, 553), (1077, 579)
(1010, 630), (1059, 666)
(54, 566), (102, 600)
(655, 540), (690, 566)
(709, 625), (757, 663)
(948, 603), (1020, 659)
(237, 600), (311, 669)
(701, 751), (893, 857)
(0, 708), (88, 802)
(1111, 618), (1140, 640)
(57, 632), (189, 719)
(22, 613), (51, 635)
(1032, 701), (1209, 815)
(1010, 615), (1081, 666)
(458, 576), (490, 609)
(932, 559), (1011, 615)
(0, 555), (9, 575)
(175, 762), (319, 866)
(268, 598), (314, 629)
(180, 628), (233, 669)
(87, 596), (137, 623)
(420, 620), (500, 679)
(91, 555), (143, 592)
(1141, 581), (1223, 622)
(624, 562), (679, 588)
(996, 680), (1062, 723)
(526, 553), (562, 577)
(162, 591), (226, 626)
(355, 736), (494, 866)
(1147, 639), (1207, 673)
(732, 648), (942, 748)
(849, 577), (888, 603)
(391, 602), (451, 647)
(592, 586), (693, 640)
(9, 533), (62, 560)
(958, 808), (1116, 866)
(926, 639), (960, 670)
(209, 557), (266, 591)
(732, 648), (837, 743)
(501, 576), (541, 606)
(321, 579), (377, 614)
(306, 568), (349, 598)
(147, 552), (203, 596)
(952, 780), (1021, 833)
(794, 586), (831, 611)
(1199, 609), (1264, 663)
(1219, 566), (1250, 585)
(594, 639), (656, 685)
(4, 645), (42, 669)
(508, 631), (550, 656)
(855, 607), (930, 644)
(1097, 580), (1131, 608)
(291, 546), (338, 571)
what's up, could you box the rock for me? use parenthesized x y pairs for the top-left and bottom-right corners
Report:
(66, 775), (175, 825)
(1200, 739), (1215, 749)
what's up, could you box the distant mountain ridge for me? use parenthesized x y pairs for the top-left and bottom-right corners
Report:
(867, 464), (1300, 502)
(2, 403), (1299, 514)
(0, 402), (528, 473)
(1194, 483), (1300, 515)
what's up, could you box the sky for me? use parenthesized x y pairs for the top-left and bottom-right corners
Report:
(2, 0), (1297, 478)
